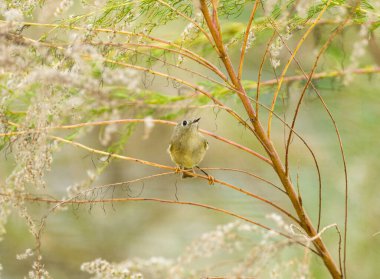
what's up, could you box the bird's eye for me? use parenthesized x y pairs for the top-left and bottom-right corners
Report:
(182, 120), (188, 126)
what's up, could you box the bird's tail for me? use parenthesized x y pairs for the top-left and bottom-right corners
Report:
(182, 168), (195, 178)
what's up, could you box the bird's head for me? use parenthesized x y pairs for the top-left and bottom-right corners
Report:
(174, 118), (201, 135)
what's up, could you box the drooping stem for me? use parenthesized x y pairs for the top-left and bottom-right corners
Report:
(199, 1), (342, 278)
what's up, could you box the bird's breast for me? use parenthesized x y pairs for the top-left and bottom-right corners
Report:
(169, 135), (207, 168)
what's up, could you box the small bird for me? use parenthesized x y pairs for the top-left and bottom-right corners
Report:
(168, 118), (213, 183)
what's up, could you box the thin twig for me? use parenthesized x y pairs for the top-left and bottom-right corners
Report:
(252, 66), (380, 89)
(2, 20), (228, 82)
(267, 0), (332, 137)
(273, 9), (357, 275)
(284, 7), (354, 237)
(256, 31), (276, 115)
(0, 192), (316, 254)
(237, 0), (260, 80)
(89, 41), (227, 86)
(49, 135), (299, 223)
(12, 118), (269, 165)
(202, 167), (285, 194)
(155, 0), (220, 55)
(199, 1), (342, 277)
(6, 33), (256, 141)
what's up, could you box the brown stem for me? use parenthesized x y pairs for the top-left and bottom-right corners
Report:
(0, 192), (316, 253)
(199, 1), (342, 278)
(256, 31), (276, 116)
(252, 121), (342, 279)
(9, 20), (228, 82)
(49, 135), (298, 223)
(267, 0), (331, 137)
(199, 1), (261, 146)
(237, 0), (260, 80)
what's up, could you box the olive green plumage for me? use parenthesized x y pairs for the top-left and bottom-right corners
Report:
(168, 118), (208, 178)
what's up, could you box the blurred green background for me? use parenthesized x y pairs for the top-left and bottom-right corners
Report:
(1, 1), (380, 278)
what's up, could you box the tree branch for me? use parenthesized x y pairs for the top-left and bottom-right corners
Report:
(237, 0), (260, 80)
(49, 135), (299, 223)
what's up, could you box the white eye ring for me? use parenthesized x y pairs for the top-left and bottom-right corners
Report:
(182, 120), (188, 126)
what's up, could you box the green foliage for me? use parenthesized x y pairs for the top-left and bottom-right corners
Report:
(218, 0), (250, 17)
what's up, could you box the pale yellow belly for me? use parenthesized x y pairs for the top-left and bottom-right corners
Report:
(169, 141), (206, 168)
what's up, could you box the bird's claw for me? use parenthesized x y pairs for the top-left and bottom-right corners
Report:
(207, 175), (215, 185)
(174, 166), (181, 173)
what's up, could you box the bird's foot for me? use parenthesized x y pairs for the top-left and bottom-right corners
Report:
(207, 175), (215, 185)
(174, 166), (181, 174)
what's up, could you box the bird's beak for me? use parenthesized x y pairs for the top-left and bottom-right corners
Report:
(192, 118), (201, 124)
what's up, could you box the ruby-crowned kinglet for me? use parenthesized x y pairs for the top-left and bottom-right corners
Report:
(168, 118), (209, 178)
